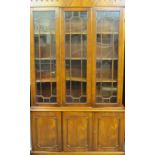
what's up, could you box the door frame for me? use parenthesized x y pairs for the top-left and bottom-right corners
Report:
(30, 7), (61, 106)
(91, 7), (125, 107)
(61, 7), (92, 107)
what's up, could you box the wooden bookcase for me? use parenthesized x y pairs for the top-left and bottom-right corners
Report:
(30, 0), (125, 154)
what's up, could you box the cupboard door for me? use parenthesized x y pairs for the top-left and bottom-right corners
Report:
(62, 8), (91, 106)
(31, 8), (60, 105)
(93, 112), (125, 151)
(31, 111), (62, 151)
(92, 9), (123, 106)
(63, 112), (92, 151)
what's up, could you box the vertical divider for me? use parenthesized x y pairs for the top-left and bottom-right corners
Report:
(92, 111), (95, 151)
(101, 19), (103, 103)
(92, 8), (96, 106)
(49, 12), (52, 101)
(61, 8), (66, 106)
(87, 8), (92, 106)
(117, 8), (125, 106)
(111, 19), (115, 98)
(38, 16), (42, 101)
(81, 20), (83, 100)
(30, 10), (36, 105)
(61, 111), (63, 151)
(56, 8), (61, 106)
(69, 18), (72, 99)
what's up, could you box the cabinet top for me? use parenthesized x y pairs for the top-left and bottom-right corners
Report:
(30, 0), (125, 8)
(31, 106), (125, 112)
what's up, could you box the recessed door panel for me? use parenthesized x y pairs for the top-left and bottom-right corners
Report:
(93, 112), (124, 151)
(31, 112), (62, 151)
(63, 112), (92, 151)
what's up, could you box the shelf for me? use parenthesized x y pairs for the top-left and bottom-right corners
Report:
(35, 58), (56, 60)
(66, 77), (86, 82)
(65, 58), (86, 60)
(65, 32), (87, 35)
(35, 58), (87, 61)
(35, 58), (117, 61)
(96, 58), (118, 60)
(31, 107), (125, 112)
(96, 32), (118, 35)
(34, 32), (55, 35)
(36, 79), (56, 83)
(101, 87), (117, 91)
(96, 80), (117, 83)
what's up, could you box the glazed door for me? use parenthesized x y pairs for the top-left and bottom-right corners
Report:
(31, 8), (61, 106)
(61, 8), (91, 106)
(92, 8), (124, 106)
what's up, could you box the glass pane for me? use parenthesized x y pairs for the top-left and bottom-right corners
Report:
(64, 11), (88, 104)
(114, 60), (118, 80)
(33, 11), (57, 104)
(114, 34), (119, 58)
(66, 60), (86, 79)
(96, 11), (120, 104)
(33, 11), (55, 33)
(96, 60), (112, 81)
(36, 82), (56, 103)
(66, 81), (86, 103)
(35, 34), (56, 58)
(96, 82), (117, 103)
(97, 34), (112, 59)
(65, 11), (87, 33)
(96, 11), (119, 33)
(35, 60), (56, 81)
(65, 34), (87, 59)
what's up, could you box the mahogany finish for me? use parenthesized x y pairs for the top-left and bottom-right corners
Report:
(30, 0), (125, 154)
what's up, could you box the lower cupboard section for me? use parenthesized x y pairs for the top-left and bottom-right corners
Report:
(31, 152), (125, 155)
(31, 112), (62, 151)
(31, 111), (125, 152)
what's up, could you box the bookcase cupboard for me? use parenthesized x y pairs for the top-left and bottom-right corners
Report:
(30, 0), (125, 154)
